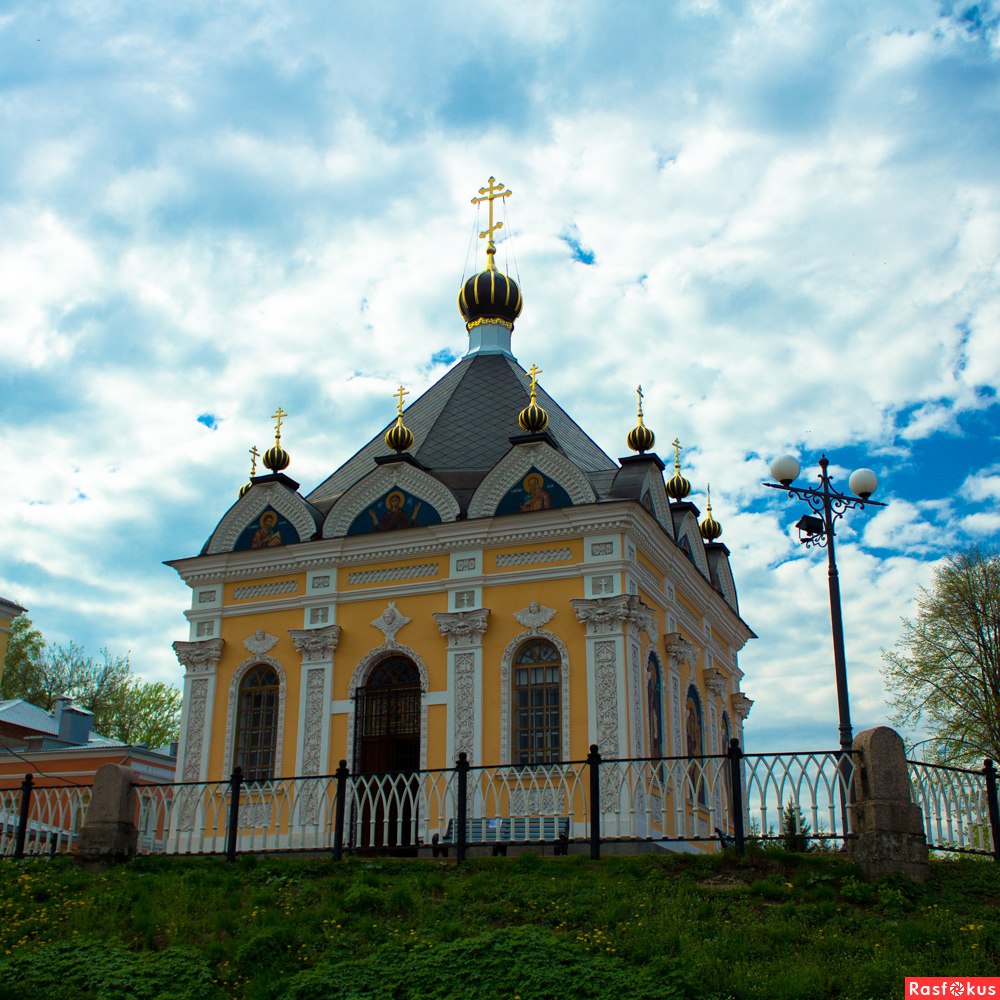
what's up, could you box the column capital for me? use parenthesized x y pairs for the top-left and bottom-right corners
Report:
(289, 624), (342, 662)
(703, 666), (729, 698)
(572, 594), (653, 637)
(664, 631), (698, 670)
(433, 608), (490, 648)
(731, 691), (754, 721)
(173, 638), (224, 676)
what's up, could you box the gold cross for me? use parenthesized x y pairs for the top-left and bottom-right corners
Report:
(471, 176), (512, 246)
(672, 437), (685, 474)
(271, 406), (287, 441)
(526, 364), (542, 397)
(636, 385), (645, 419)
(249, 445), (259, 477)
(393, 385), (409, 417)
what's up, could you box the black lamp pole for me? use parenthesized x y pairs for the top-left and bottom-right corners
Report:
(764, 454), (886, 754)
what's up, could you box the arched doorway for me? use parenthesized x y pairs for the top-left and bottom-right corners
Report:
(353, 656), (421, 851)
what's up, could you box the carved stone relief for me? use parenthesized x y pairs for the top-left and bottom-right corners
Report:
(173, 638), (224, 676)
(453, 652), (476, 762)
(289, 624), (342, 662)
(513, 602), (556, 632)
(703, 666), (728, 699)
(433, 608), (490, 648)
(243, 630), (279, 656)
(731, 692), (754, 721)
(182, 678), (209, 782)
(370, 602), (411, 645)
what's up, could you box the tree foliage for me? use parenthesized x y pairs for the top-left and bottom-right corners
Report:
(1, 614), (181, 749)
(882, 546), (1000, 767)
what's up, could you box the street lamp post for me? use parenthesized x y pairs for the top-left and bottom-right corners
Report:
(763, 454), (886, 755)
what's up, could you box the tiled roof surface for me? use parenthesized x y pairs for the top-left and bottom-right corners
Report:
(308, 354), (618, 512)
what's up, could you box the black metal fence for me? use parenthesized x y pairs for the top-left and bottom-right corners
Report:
(4, 746), (999, 863)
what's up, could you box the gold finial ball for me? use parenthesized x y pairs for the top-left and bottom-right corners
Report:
(385, 420), (415, 453)
(666, 471), (691, 500)
(519, 400), (549, 433)
(700, 511), (723, 541)
(262, 444), (290, 472)
(627, 423), (655, 454)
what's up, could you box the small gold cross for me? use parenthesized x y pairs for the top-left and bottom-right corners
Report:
(249, 445), (259, 477)
(271, 407), (287, 441)
(393, 385), (409, 417)
(636, 385), (645, 419)
(471, 176), (512, 246)
(526, 364), (542, 395)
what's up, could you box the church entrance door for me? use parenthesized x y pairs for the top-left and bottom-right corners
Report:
(353, 657), (421, 853)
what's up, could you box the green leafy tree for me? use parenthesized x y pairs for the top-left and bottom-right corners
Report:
(0, 614), (45, 702)
(882, 546), (1000, 767)
(1, 614), (181, 748)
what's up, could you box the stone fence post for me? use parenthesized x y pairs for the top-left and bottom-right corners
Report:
(75, 764), (139, 871)
(848, 726), (928, 881)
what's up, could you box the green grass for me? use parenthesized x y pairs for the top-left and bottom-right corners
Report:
(0, 849), (997, 999)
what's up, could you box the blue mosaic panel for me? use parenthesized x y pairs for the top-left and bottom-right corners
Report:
(235, 506), (300, 551)
(347, 489), (442, 536)
(495, 467), (573, 517)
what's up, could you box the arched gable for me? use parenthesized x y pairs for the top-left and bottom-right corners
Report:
(323, 462), (460, 539)
(638, 466), (673, 536)
(673, 510), (711, 581)
(707, 549), (740, 613)
(206, 482), (319, 555)
(468, 441), (595, 519)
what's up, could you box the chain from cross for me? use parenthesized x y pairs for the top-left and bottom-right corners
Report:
(471, 176), (512, 245)
(249, 445), (260, 476)
(271, 407), (287, 441)
(394, 385), (409, 417)
(526, 363), (542, 396)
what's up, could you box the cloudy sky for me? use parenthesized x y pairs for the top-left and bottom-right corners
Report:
(2, 1), (998, 754)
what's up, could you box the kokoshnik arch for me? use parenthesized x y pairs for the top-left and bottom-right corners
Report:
(167, 177), (756, 802)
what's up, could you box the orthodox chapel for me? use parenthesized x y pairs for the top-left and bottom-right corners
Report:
(168, 178), (755, 793)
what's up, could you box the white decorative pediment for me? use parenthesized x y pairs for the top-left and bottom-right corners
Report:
(467, 439), (596, 519)
(514, 602), (557, 632)
(205, 481), (318, 555)
(322, 462), (460, 539)
(370, 601), (411, 645)
(173, 638), (224, 676)
(243, 630), (279, 655)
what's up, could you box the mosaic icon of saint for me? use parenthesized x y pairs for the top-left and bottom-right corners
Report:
(519, 472), (552, 512)
(251, 510), (283, 549)
(370, 491), (421, 531)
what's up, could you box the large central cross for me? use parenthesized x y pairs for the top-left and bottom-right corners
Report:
(471, 176), (512, 247)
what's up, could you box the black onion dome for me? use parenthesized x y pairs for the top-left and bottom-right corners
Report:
(666, 472), (691, 500)
(385, 419), (414, 453)
(239, 480), (252, 498)
(263, 444), (290, 472)
(459, 258), (523, 331)
(518, 398), (548, 433)
(700, 511), (723, 541)
(627, 423), (655, 454)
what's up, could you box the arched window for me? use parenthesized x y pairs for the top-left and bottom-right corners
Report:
(646, 653), (665, 762)
(512, 639), (561, 766)
(235, 664), (280, 781)
(686, 685), (706, 805)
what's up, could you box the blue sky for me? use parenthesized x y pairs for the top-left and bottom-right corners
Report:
(1, 1), (998, 754)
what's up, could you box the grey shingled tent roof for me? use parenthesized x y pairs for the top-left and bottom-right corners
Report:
(307, 353), (620, 514)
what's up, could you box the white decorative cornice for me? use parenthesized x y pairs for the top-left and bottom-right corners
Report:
(243, 630), (279, 656)
(173, 638), (224, 675)
(370, 601), (411, 645)
(703, 666), (728, 698)
(664, 631), (699, 670)
(514, 602), (557, 632)
(289, 624), (343, 662)
(731, 692), (754, 721)
(205, 481), (318, 555)
(322, 462), (461, 538)
(433, 608), (490, 648)
(467, 439), (596, 519)
(626, 597), (658, 642)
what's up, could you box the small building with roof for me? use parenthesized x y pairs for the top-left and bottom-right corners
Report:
(167, 178), (755, 842)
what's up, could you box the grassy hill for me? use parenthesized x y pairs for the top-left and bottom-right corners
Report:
(0, 848), (996, 1000)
